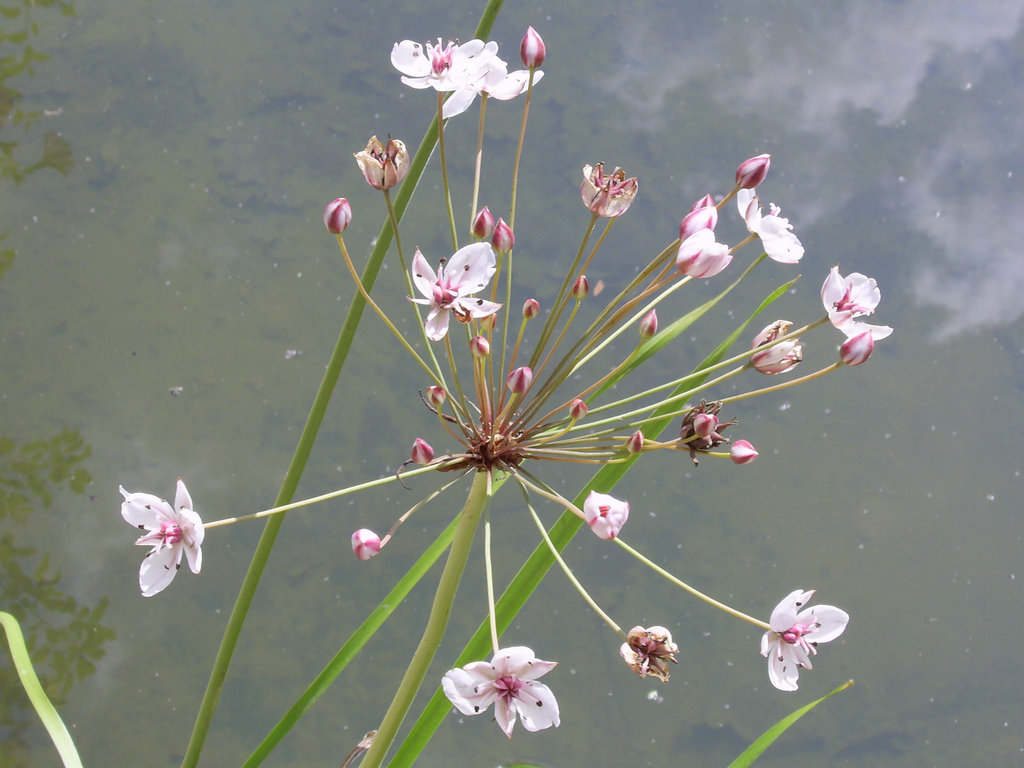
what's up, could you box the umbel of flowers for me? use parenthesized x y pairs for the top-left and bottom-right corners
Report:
(117, 23), (887, 768)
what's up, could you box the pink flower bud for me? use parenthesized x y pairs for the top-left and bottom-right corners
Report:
(351, 528), (382, 560)
(730, 439), (759, 465)
(470, 335), (490, 358)
(689, 193), (716, 212)
(506, 366), (533, 394)
(693, 412), (718, 439)
(427, 385), (447, 406)
(490, 217), (515, 253)
(676, 229), (732, 278)
(735, 153), (770, 190)
(625, 429), (645, 455)
(569, 398), (589, 420)
(522, 298), (540, 319)
(323, 197), (352, 234)
(839, 330), (874, 366)
(410, 437), (434, 465)
(571, 274), (590, 299)
(520, 26), (546, 68)
(751, 340), (803, 374)
(678, 202), (718, 241)
(639, 310), (658, 339)
(583, 490), (630, 540)
(472, 206), (495, 240)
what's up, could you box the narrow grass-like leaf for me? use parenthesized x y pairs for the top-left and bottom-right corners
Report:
(726, 680), (854, 768)
(1, 611), (83, 768)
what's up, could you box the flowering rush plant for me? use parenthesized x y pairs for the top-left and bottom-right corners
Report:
(107, 10), (888, 768)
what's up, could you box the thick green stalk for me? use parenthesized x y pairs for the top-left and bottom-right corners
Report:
(360, 471), (490, 768)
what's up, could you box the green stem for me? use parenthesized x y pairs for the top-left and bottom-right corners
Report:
(360, 471), (490, 768)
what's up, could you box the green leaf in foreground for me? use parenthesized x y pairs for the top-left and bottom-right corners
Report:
(727, 680), (854, 768)
(1, 610), (83, 768)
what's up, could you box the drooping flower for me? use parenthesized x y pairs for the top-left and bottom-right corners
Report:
(737, 188), (804, 264)
(580, 163), (638, 217)
(619, 625), (679, 682)
(410, 242), (502, 341)
(442, 646), (560, 738)
(120, 479), (204, 597)
(750, 320), (802, 374)
(760, 589), (849, 691)
(582, 490), (629, 540)
(390, 38), (542, 119)
(676, 228), (732, 278)
(820, 265), (893, 340)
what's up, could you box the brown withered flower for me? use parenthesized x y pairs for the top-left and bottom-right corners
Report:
(679, 399), (737, 465)
(619, 625), (679, 682)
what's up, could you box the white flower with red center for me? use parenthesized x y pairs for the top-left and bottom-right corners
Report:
(820, 265), (893, 340)
(442, 646), (559, 737)
(760, 589), (849, 691)
(411, 242), (502, 341)
(582, 490), (629, 540)
(391, 38), (542, 119)
(737, 188), (804, 264)
(120, 479), (204, 597)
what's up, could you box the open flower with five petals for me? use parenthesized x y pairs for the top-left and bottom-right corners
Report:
(442, 646), (560, 737)
(821, 265), (893, 341)
(737, 188), (804, 263)
(411, 242), (502, 341)
(120, 479), (204, 597)
(760, 588), (849, 691)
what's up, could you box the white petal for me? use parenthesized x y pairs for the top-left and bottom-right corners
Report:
(803, 605), (850, 644)
(841, 319), (893, 341)
(515, 680), (560, 732)
(139, 545), (181, 597)
(174, 479), (193, 514)
(424, 307), (450, 341)
(493, 697), (517, 737)
(492, 646), (537, 675)
(441, 87), (478, 118)
(485, 69), (540, 100)
(391, 41), (431, 78)
(120, 488), (174, 530)
(183, 539), (203, 575)
(820, 265), (846, 311)
(411, 249), (437, 299)
(769, 589), (815, 632)
(444, 242), (496, 295)
(767, 643), (801, 691)
(454, 297), (502, 320)
(442, 667), (496, 716)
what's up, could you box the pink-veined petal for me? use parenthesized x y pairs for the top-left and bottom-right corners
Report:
(411, 249), (438, 299)
(767, 641), (801, 691)
(174, 478), (192, 514)
(120, 487), (174, 529)
(493, 697), (517, 737)
(769, 589), (815, 632)
(801, 604), (850, 644)
(445, 242), (496, 294)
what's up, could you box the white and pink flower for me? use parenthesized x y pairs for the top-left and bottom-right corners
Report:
(411, 242), (502, 341)
(737, 188), (804, 264)
(821, 265), (893, 341)
(120, 479), (204, 597)
(442, 646), (560, 737)
(582, 491), (629, 540)
(760, 589), (849, 691)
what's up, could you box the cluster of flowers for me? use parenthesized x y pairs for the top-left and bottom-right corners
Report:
(121, 24), (890, 747)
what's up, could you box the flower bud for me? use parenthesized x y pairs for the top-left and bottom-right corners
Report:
(583, 490), (630, 540)
(505, 365), (533, 394)
(639, 310), (658, 339)
(351, 528), (382, 560)
(522, 298), (540, 319)
(751, 319), (791, 348)
(354, 135), (409, 190)
(569, 398), (589, 420)
(478, 313), (497, 332)
(678, 202), (718, 241)
(751, 339), (802, 374)
(676, 229), (732, 278)
(571, 274), (590, 299)
(689, 193), (716, 212)
(580, 163), (639, 218)
(730, 439), (759, 465)
(520, 26), (546, 68)
(427, 385), (447, 406)
(472, 206), (495, 240)
(625, 429), (645, 455)
(693, 412), (718, 439)
(735, 153), (770, 190)
(839, 330), (874, 366)
(470, 335), (490, 358)
(490, 217), (515, 253)
(410, 437), (435, 465)
(323, 197), (352, 234)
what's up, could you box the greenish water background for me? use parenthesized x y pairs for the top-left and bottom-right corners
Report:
(2, 0), (1023, 766)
